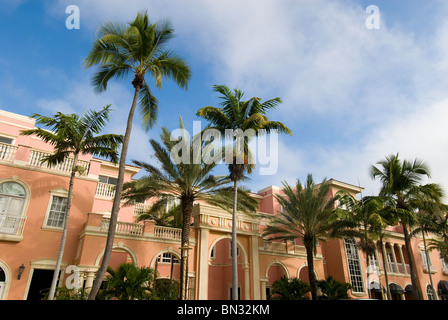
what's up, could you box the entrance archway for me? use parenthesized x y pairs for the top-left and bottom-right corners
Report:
(265, 261), (288, 299)
(207, 237), (248, 300)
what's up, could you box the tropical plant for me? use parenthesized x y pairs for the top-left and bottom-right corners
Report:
(410, 189), (445, 300)
(20, 106), (123, 300)
(83, 10), (191, 300)
(121, 117), (258, 299)
(370, 153), (444, 300)
(98, 263), (155, 300)
(197, 84), (292, 299)
(335, 193), (396, 299)
(269, 276), (310, 300)
(317, 276), (352, 300)
(263, 174), (358, 300)
(153, 278), (179, 300)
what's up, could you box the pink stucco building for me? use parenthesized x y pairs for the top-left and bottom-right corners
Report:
(0, 109), (447, 300)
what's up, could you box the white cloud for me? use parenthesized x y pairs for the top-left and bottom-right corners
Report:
(43, 1), (448, 195)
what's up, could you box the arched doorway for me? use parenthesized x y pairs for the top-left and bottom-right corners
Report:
(207, 237), (248, 300)
(265, 261), (288, 299)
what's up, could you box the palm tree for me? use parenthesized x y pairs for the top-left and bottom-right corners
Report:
(263, 174), (357, 300)
(317, 276), (352, 300)
(335, 193), (396, 299)
(409, 187), (445, 300)
(197, 84), (292, 299)
(20, 106), (123, 300)
(83, 11), (191, 300)
(99, 263), (156, 300)
(370, 153), (443, 300)
(121, 118), (258, 299)
(269, 276), (310, 300)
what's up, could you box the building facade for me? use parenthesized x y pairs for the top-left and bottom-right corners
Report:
(0, 109), (447, 300)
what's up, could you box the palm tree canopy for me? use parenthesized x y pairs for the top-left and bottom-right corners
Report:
(197, 84), (292, 178)
(263, 174), (357, 253)
(83, 10), (191, 130)
(20, 106), (123, 166)
(121, 117), (259, 218)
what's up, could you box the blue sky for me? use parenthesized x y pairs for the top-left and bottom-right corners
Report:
(1, 0), (448, 197)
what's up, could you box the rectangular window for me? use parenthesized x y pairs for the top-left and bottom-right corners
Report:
(0, 137), (13, 145)
(157, 252), (179, 264)
(99, 175), (118, 185)
(46, 196), (68, 228)
(344, 238), (364, 293)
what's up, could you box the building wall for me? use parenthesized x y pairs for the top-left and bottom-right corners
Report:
(1, 109), (448, 300)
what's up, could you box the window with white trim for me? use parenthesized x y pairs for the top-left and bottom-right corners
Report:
(420, 249), (432, 270)
(426, 284), (435, 300)
(45, 196), (68, 228)
(0, 181), (26, 234)
(344, 238), (364, 293)
(157, 252), (179, 264)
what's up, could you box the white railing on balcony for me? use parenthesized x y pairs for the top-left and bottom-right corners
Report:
(95, 182), (116, 198)
(100, 218), (144, 236)
(0, 143), (17, 162)
(28, 150), (90, 175)
(293, 244), (307, 255)
(133, 203), (151, 216)
(263, 240), (286, 253)
(0, 215), (26, 236)
(154, 225), (182, 241)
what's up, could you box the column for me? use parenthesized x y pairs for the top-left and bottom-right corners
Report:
(260, 277), (268, 300)
(398, 245), (407, 274)
(197, 228), (209, 300)
(243, 263), (250, 300)
(251, 235), (261, 300)
(391, 243), (399, 273)
(381, 242), (390, 273)
(84, 271), (95, 294)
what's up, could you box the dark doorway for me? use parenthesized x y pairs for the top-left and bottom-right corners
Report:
(27, 269), (58, 300)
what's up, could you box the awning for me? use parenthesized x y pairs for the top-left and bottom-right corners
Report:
(368, 282), (382, 293)
(389, 283), (404, 294)
(404, 284), (414, 293)
(438, 281), (448, 295)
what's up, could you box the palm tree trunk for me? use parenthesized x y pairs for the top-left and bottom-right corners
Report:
(179, 199), (193, 300)
(47, 153), (79, 300)
(402, 221), (422, 300)
(422, 230), (437, 300)
(88, 83), (141, 300)
(304, 237), (318, 300)
(379, 236), (391, 300)
(231, 179), (239, 300)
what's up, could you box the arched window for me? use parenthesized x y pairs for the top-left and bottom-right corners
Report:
(426, 284), (435, 300)
(0, 267), (6, 299)
(0, 182), (26, 234)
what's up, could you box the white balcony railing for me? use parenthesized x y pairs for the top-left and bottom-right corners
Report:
(154, 226), (182, 241)
(0, 143), (17, 162)
(0, 215), (26, 236)
(95, 182), (116, 198)
(133, 203), (151, 216)
(28, 150), (90, 174)
(263, 240), (286, 253)
(100, 218), (144, 236)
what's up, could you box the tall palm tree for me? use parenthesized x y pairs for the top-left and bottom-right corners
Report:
(263, 174), (357, 300)
(83, 11), (191, 300)
(409, 187), (444, 300)
(121, 118), (258, 299)
(197, 84), (292, 299)
(335, 193), (396, 299)
(370, 153), (443, 300)
(20, 106), (123, 300)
